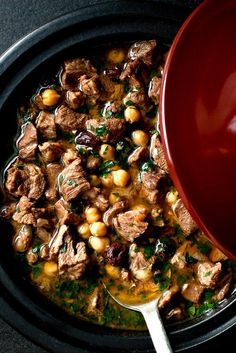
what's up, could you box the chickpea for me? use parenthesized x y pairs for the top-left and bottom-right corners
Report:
(44, 261), (58, 277)
(89, 236), (110, 253)
(124, 106), (141, 123)
(132, 130), (149, 146)
(166, 189), (178, 205)
(100, 173), (114, 188)
(89, 175), (100, 187)
(99, 144), (115, 160)
(77, 222), (91, 239)
(112, 169), (130, 187)
(41, 89), (60, 106)
(107, 48), (125, 63)
(90, 222), (107, 237)
(105, 264), (121, 279)
(85, 207), (101, 223)
(109, 192), (121, 204)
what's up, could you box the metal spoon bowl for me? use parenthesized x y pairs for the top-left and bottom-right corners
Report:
(104, 284), (173, 353)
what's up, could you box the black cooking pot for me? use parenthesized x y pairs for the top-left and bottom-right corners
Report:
(0, 1), (235, 352)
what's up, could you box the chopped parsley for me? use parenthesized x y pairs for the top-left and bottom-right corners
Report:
(31, 263), (43, 279)
(66, 179), (78, 186)
(95, 124), (108, 137)
(140, 159), (155, 172)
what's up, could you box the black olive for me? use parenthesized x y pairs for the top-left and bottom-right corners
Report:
(155, 236), (176, 262)
(105, 242), (128, 266)
(75, 131), (99, 147)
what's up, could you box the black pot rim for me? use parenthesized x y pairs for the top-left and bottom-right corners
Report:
(0, 1), (235, 353)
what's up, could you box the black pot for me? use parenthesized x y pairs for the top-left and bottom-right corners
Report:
(0, 1), (235, 352)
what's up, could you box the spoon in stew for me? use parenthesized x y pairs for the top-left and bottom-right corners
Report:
(103, 284), (173, 353)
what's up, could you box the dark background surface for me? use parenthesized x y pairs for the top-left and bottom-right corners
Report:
(0, 0), (229, 353)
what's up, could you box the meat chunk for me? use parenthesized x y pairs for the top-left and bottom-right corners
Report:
(158, 285), (179, 309)
(79, 74), (100, 103)
(59, 239), (88, 280)
(45, 163), (63, 202)
(55, 198), (81, 225)
(128, 40), (157, 66)
(113, 209), (148, 242)
(86, 155), (101, 170)
(140, 185), (159, 205)
(17, 123), (37, 160)
(105, 242), (128, 266)
(5, 163), (45, 200)
(39, 142), (64, 163)
(181, 281), (204, 303)
(128, 147), (148, 165)
(171, 199), (197, 235)
(49, 225), (68, 258)
(35, 227), (51, 243)
(170, 241), (207, 270)
(141, 168), (165, 190)
(86, 117), (126, 143)
(148, 76), (161, 104)
(12, 196), (36, 226)
(83, 187), (109, 212)
(197, 261), (222, 289)
(66, 90), (84, 110)
(120, 59), (141, 81)
(59, 159), (90, 202)
(55, 105), (88, 132)
(36, 111), (56, 140)
(213, 272), (232, 301)
(61, 58), (97, 91)
(129, 243), (154, 281)
(62, 149), (82, 166)
(103, 201), (128, 226)
(128, 89), (148, 108)
(150, 133), (169, 173)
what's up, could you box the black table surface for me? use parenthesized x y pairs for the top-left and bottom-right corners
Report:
(0, 0), (232, 352)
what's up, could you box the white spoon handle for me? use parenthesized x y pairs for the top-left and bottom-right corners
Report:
(140, 301), (173, 353)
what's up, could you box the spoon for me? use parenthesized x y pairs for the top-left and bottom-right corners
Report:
(104, 284), (173, 353)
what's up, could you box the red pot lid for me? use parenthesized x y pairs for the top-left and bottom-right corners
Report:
(160, 0), (236, 262)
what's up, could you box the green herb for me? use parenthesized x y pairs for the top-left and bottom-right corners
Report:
(55, 280), (80, 299)
(150, 129), (158, 135)
(204, 271), (212, 277)
(203, 289), (214, 300)
(95, 124), (108, 137)
(128, 223), (134, 227)
(197, 241), (212, 255)
(99, 160), (118, 176)
(16, 161), (24, 169)
(125, 100), (134, 106)
(66, 179), (78, 186)
(144, 245), (155, 260)
(146, 105), (157, 119)
(60, 243), (67, 254)
(31, 263), (43, 279)
(154, 273), (170, 291)
(187, 305), (196, 317)
(59, 174), (64, 185)
(185, 252), (198, 264)
(124, 82), (130, 94)
(196, 302), (215, 316)
(117, 284), (124, 291)
(32, 244), (41, 254)
(140, 159), (154, 172)
(103, 145), (109, 155)
(155, 215), (163, 222)
(78, 147), (87, 155)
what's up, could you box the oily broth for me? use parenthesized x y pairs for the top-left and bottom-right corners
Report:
(0, 41), (235, 330)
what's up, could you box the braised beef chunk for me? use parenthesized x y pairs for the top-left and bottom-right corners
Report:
(55, 198), (80, 225)
(17, 122), (38, 160)
(55, 105), (88, 132)
(128, 147), (148, 165)
(141, 168), (165, 190)
(5, 163), (45, 200)
(45, 163), (63, 202)
(171, 199), (197, 235)
(39, 142), (64, 163)
(113, 210), (148, 242)
(61, 58), (97, 90)
(148, 76), (161, 104)
(129, 243), (154, 281)
(36, 111), (56, 140)
(79, 74), (100, 103)
(66, 91), (84, 110)
(103, 201), (128, 226)
(2, 40), (234, 330)
(58, 239), (88, 279)
(181, 281), (204, 303)
(197, 261), (222, 289)
(86, 117), (126, 143)
(150, 133), (169, 172)
(59, 159), (90, 202)
(128, 40), (157, 66)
